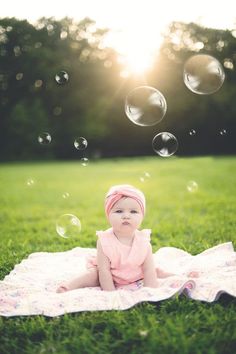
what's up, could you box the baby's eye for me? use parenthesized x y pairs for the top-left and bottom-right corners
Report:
(130, 210), (138, 213)
(115, 209), (122, 213)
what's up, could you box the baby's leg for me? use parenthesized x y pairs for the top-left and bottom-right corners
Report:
(56, 269), (99, 293)
(156, 267), (175, 278)
(187, 271), (200, 278)
(156, 268), (200, 278)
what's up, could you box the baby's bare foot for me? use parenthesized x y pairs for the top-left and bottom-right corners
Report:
(56, 285), (69, 293)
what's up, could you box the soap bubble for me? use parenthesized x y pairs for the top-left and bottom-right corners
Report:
(34, 79), (43, 88)
(26, 178), (35, 187)
(187, 181), (198, 193)
(139, 330), (148, 337)
(55, 71), (69, 85)
(189, 129), (196, 136)
(56, 214), (81, 238)
(62, 192), (70, 199)
(183, 54), (225, 95)
(74, 137), (88, 150)
(139, 171), (151, 182)
(219, 129), (227, 136)
(223, 58), (234, 70)
(144, 172), (151, 178)
(38, 132), (51, 145)
(152, 132), (178, 157)
(81, 157), (89, 166)
(16, 72), (23, 81)
(125, 86), (167, 126)
(53, 106), (62, 116)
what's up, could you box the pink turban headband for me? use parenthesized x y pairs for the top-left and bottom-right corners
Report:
(105, 184), (146, 218)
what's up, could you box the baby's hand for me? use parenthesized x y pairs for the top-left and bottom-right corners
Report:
(187, 271), (200, 278)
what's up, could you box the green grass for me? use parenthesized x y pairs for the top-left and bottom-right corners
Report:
(0, 156), (236, 354)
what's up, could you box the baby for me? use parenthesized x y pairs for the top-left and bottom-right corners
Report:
(57, 184), (193, 293)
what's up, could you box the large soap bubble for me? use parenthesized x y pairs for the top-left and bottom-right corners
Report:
(183, 54), (225, 95)
(125, 86), (167, 126)
(56, 214), (81, 238)
(152, 132), (178, 157)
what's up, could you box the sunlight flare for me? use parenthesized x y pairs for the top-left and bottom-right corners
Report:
(103, 25), (164, 75)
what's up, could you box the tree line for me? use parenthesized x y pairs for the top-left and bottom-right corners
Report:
(0, 17), (235, 160)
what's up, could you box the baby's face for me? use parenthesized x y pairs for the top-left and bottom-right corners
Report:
(108, 197), (143, 234)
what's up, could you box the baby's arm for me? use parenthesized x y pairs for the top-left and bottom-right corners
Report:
(97, 239), (116, 291)
(142, 246), (158, 288)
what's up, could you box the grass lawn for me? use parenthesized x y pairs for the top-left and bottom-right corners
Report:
(0, 156), (236, 354)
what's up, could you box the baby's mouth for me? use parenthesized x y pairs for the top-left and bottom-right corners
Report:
(122, 221), (130, 225)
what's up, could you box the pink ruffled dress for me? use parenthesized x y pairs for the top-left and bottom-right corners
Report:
(87, 228), (152, 290)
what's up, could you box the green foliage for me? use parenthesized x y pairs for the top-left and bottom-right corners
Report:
(0, 157), (236, 353)
(0, 18), (236, 160)
(147, 22), (236, 156)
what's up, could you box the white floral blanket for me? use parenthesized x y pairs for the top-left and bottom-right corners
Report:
(0, 242), (235, 317)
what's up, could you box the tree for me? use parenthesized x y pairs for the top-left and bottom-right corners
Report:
(0, 18), (236, 160)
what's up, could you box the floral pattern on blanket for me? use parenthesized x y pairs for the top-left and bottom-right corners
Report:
(0, 242), (235, 317)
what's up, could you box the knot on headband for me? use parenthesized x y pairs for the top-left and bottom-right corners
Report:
(105, 184), (146, 218)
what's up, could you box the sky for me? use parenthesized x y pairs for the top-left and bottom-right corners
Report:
(1, 0), (235, 30)
(1, 0), (236, 73)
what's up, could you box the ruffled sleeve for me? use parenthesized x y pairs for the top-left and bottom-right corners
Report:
(96, 230), (104, 238)
(95, 228), (114, 260)
(140, 229), (151, 242)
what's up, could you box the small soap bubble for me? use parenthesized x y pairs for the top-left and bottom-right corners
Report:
(144, 172), (151, 178)
(81, 157), (89, 166)
(16, 73), (23, 81)
(53, 106), (62, 116)
(219, 129), (227, 136)
(139, 330), (148, 337)
(189, 129), (196, 136)
(56, 214), (81, 238)
(34, 79), (43, 88)
(139, 171), (151, 183)
(62, 192), (70, 199)
(183, 54), (225, 95)
(187, 181), (198, 193)
(55, 71), (69, 85)
(74, 137), (88, 150)
(125, 86), (167, 126)
(39, 345), (56, 354)
(38, 132), (51, 145)
(152, 132), (178, 157)
(60, 31), (68, 40)
(223, 59), (234, 70)
(34, 42), (42, 49)
(26, 178), (35, 187)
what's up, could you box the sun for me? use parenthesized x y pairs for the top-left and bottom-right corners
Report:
(118, 44), (156, 75)
(103, 25), (165, 76)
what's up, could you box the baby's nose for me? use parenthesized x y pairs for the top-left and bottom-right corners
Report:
(122, 212), (130, 219)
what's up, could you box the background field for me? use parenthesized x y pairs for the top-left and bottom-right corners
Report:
(0, 156), (236, 353)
